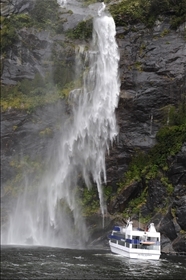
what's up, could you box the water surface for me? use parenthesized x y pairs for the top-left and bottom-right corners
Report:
(1, 245), (186, 279)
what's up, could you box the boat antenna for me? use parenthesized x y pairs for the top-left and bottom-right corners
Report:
(139, 211), (140, 229)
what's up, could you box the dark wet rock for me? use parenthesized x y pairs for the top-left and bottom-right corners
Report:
(172, 235), (186, 253)
(159, 212), (177, 241)
(1, 0), (35, 17)
(174, 184), (186, 197)
(161, 236), (176, 254)
(172, 218), (182, 235)
(175, 196), (186, 230)
(1, 100), (69, 192)
(168, 144), (186, 186)
(108, 181), (144, 214)
(1, 29), (53, 85)
(145, 179), (168, 212)
(86, 214), (113, 247)
(62, 13), (85, 31)
(104, 19), (186, 254)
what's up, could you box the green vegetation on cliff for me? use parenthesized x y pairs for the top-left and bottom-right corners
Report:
(80, 187), (100, 215)
(1, 0), (66, 53)
(4, 155), (44, 197)
(124, 98), (186, 184)
(1, 75), (76, 112)
(66, 19), (93, 40)
(80, 184), (113, 216)
(1, 0), (186, 220)
(109, 0), (186, 28)
(1, 0), (185, 53)
(110, 97), (186, 218)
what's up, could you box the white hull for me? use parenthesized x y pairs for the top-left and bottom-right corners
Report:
(109, 241), (160, 260)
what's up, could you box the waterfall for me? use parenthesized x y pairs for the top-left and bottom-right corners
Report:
(150, 113), (153, 136)
(167, 107), (170, 125)
(57, 0), (67, 7)
(3, 3), (120, 248)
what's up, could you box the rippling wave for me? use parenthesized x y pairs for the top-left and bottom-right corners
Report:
(1, 246), (186, 279)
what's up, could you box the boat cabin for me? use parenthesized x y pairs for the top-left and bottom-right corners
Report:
(109, 221), (160, 250)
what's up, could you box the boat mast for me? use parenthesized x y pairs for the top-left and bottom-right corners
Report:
(139, 211), (140, 229)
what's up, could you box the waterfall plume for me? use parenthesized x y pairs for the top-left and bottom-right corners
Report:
(3, 3), (120, 248)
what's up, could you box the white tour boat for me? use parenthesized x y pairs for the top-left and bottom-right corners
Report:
(108, 219), (161, 260)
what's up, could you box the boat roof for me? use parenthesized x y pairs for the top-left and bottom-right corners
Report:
(113, 220), (160, 237)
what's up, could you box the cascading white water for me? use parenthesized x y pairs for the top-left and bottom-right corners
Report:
(3, 3), (120, 248)
(57, 0), (66, 7)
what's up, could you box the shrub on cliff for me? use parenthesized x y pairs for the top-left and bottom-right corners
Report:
(1, 14), (31, 53)
(1, 0), (65, 53)
(30, 0), (62, 30)
(109, 0), (186, 28)
(120, 97), (186, 186)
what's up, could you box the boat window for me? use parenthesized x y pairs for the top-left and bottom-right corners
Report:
(118, 240), (125, 246)
(132, 236), (139, 240)
(111, 239), (117, 243)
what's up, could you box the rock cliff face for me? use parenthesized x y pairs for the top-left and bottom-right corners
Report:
(105, 20), (186, 254)
(1, 0), (186, 254)
(1, 0), (35, 17)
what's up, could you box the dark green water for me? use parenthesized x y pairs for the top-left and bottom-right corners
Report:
(1, 245), (186, 279)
